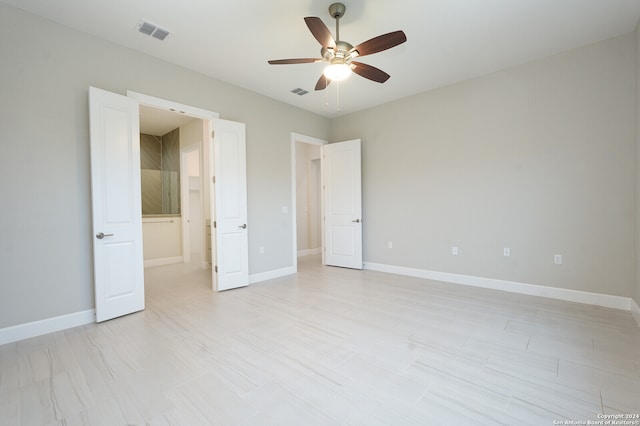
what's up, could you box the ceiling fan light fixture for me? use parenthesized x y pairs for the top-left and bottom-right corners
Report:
(268, 2), (407, 91)
(323, 63), (352, 81)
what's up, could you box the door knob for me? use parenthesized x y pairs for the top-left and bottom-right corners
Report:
(352, 219), (361, 223)
(96, 232), (114, 239)
(239, 224), (247, 229)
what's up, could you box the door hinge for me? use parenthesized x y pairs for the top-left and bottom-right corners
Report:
(212, 176), (216, 184)
(215, 265), (218, 273)
(211, 130), (215, 138)
(213, 221), (216, 228)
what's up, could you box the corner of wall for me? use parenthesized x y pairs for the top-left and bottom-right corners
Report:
(635, 17), (640, 308)
(632, 297), (640, 328)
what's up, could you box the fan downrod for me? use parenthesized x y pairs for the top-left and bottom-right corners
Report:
(329, 3), (345, 19)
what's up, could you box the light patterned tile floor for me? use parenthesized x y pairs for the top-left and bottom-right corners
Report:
(1, 255), (639, 425)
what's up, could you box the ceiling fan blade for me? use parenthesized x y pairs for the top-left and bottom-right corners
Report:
(268, 58), (322, 65)
(351, 30), (407, 57)
(304, 17), (336, 48)
(351, 62), (390, 83)
(314, 74), (332, 91)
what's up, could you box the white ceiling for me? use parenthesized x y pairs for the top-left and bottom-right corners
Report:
(5, 0), (640, 118)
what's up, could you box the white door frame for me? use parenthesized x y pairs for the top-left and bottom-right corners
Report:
(290, 132), (328, 272)
(128, 91), (219, 122)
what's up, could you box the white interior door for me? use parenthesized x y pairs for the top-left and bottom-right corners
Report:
(322, 139), (362, 269)
(89, 87), (145, 322)
(211, 119), (249, 291)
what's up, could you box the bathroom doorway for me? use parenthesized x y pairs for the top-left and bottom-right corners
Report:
(291, 133), (327, 269)
(139, 104), (207, 269)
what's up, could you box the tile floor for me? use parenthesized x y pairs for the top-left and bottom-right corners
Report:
(1, 256), (639, 425)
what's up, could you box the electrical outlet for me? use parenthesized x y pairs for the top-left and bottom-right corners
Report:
(387, 242), (393, 249)
(503, 247), (510, 257)
(554, 254), (562, 264)
(259, 246), (265, 255)
(451, 246), (458, 255)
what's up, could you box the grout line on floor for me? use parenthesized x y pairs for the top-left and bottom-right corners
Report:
(598, 390), (604, 415)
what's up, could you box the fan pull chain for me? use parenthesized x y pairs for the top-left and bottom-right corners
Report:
(336, 79), (341, 112)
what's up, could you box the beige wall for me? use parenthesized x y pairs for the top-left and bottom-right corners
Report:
(142, 218), (182, 261)
(332, 33), (636, 298)
(0, 4), (329, 328)
(180, 119), (203, 151)
(635, 20), (640, 307)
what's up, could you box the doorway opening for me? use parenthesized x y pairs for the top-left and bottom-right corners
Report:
(131, 92), (219, 281)
(131, 91), (249, 292)
(90, 88), (249, 323)
(291, 133), (327, 271)
(138, 105), (207, 270)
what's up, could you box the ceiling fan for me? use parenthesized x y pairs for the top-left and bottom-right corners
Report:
(268, 2), (407, 91)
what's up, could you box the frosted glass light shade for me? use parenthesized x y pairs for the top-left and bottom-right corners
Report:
(323, 63), (352, 81)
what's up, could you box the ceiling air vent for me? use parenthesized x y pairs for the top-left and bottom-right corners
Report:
(291, 88), (309, 96)
(136, 19), (171, 41)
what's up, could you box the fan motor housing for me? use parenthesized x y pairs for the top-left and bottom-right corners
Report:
(321, 40), (355, 64)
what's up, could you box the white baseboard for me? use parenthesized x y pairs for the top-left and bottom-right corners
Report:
(297, 248), (321, 257)
(0, 309), (95, 346)
(249, 266), (296, 284)
(631, 298), (640, 328)
(363, 262), (632, 312)
(3, 266), (635, 347)
(144, 256), (183, 268)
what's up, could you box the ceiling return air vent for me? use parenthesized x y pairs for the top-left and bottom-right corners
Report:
(291, 88), (309, 96)
(136, 19), (171, 41)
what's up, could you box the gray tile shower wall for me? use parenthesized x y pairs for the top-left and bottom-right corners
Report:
(140, 129), (180, 215)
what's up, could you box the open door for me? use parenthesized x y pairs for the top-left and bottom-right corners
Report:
(211, 119), (249, 291)
(322, 139), (363, 269)
(89, 87), (145, 322)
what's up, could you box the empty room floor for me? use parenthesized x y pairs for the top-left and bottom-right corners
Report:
(1, 255), (639, 425)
